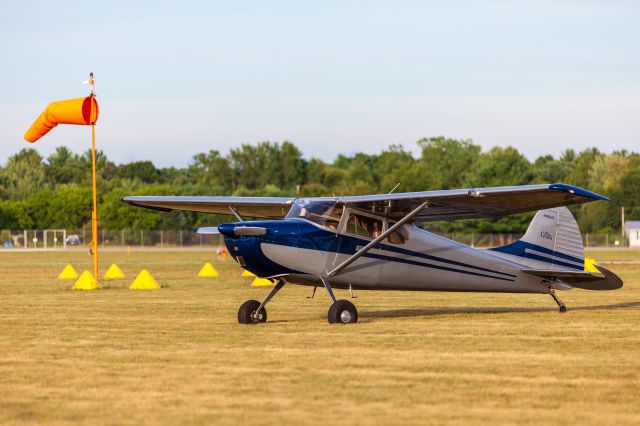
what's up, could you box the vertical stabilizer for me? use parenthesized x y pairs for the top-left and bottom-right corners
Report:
(490, 207), (585, 270)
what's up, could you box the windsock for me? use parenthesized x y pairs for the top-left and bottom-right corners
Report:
(24, 96), (99, 143)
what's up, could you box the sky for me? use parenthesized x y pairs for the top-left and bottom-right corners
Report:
(1, 0), (639, 167)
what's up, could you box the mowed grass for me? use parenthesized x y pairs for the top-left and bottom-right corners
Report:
(0, 249), (639, 426)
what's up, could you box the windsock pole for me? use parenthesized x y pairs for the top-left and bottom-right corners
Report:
(23, 72), (100, 284)
(85, 73), (99, 283)
(90, 119), (99, 283)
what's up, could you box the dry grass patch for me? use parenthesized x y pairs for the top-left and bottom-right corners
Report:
(0, 249), (638, 425)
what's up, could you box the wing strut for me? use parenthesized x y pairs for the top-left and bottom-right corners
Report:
(327, 201), (430, 278)
(229, 205), (244, 221)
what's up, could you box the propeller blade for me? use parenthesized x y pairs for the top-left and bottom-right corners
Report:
(194, 226), (220, 235)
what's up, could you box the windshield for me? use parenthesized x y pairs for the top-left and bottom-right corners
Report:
(285, 199), (343, 230)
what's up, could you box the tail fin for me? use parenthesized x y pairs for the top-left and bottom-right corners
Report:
(490, 206), (585, 271)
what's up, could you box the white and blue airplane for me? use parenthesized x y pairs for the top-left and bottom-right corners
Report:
(123, 183), (622, 324)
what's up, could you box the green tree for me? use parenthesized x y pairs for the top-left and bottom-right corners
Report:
(463, 146), (533, 187)
(44, 146), (84, 185)
(1, 139), (638, 235)
(532, 153), (574, 183)
(613, 157), (640, 221)
(419, 137), (481, 189)
(46, 187), (93, 229)
(189, 150), (233, 190)
(101, 185), (171, 230)
(377, 146), (440, 193)
(565, 148), (602, 188)
(0, 149), (46, 200)
(117, 161), (160, 183)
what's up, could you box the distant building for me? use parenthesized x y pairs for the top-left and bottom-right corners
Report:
(625, 221), (640, 247)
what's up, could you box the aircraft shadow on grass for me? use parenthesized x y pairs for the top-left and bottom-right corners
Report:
(361, 301), (640, 319)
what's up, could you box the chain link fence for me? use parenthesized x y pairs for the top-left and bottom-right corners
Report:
(1, 229), (629, 250)
(0, 229), (223, 249)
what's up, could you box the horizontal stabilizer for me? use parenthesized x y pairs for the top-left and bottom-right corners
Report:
(522, 265), (623, 290)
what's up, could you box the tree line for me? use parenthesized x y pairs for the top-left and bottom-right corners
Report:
(0, 137), (637, 234)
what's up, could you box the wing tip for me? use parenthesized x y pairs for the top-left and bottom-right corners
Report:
(121, 196), (172, 212)
(549, 183), (610, 201)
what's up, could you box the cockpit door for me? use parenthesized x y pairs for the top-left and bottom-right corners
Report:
(287, 199), (344, 276)
(325, 210), (383, 287)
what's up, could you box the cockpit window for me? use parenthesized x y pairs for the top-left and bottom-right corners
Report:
(346, 213), (383, 239)
(285, 199), (343, 229)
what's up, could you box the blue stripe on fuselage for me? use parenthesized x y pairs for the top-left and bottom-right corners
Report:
(489, 240), (584, 270)
(363, 252), (514, 282)
(366, 237), (517, 279)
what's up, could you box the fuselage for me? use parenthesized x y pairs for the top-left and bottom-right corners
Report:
(220, 218), (548, 294)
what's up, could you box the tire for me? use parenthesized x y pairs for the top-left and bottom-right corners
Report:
(238, 300), (267, 324)
(328, 300), (358, 324)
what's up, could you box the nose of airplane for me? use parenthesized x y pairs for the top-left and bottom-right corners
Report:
(220, 220), (299, 278)
(217, 223), (236, 238)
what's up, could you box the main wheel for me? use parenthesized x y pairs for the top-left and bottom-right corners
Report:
(238, 300), (267, 324)
(328, 300), (358, 324)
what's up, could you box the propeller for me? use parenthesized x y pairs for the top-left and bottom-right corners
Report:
(194, 226), (220, 235)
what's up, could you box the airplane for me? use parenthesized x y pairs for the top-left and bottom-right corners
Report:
(123, 183), (623, 324)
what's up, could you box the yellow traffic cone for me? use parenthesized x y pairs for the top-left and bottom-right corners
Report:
(197, 262), (219, 277)
(72, 271), (100, 290)
(241, 269), (256, 277)
(584, 257), (599, 272)
(129, 269), (160, 290)
(58, 264), (79, 279)
(251, 277), (274, 287)
(104, 264), (125, 279)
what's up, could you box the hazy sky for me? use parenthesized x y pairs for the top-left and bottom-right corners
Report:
(1, 0), (639, 167)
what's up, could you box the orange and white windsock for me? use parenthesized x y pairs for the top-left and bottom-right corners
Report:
(24, 96), (99, 143)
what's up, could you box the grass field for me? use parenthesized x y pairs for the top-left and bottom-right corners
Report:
(1, 249), (638, 425)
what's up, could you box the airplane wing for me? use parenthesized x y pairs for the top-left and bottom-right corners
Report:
(122, 183), (607, 221)
(121, 196), (294, 219)
(338, 183), (608, 221)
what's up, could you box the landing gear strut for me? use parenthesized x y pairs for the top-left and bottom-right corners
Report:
(238, 280), (284, 324)
(321, 276), (358, 324)
(549, 288), (567, 313)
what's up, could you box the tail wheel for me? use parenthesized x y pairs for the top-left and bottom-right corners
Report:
(328, 300), (358, 324)
(238, 300), (267, 324)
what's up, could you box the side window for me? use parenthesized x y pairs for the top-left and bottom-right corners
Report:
(325, 218), (339, 230)
(387, 223), (408, 244)
(346, 214), (383, 239)
(324, 206), (342, 230)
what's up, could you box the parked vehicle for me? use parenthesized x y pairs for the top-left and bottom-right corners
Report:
(66, 235), (81, 246)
